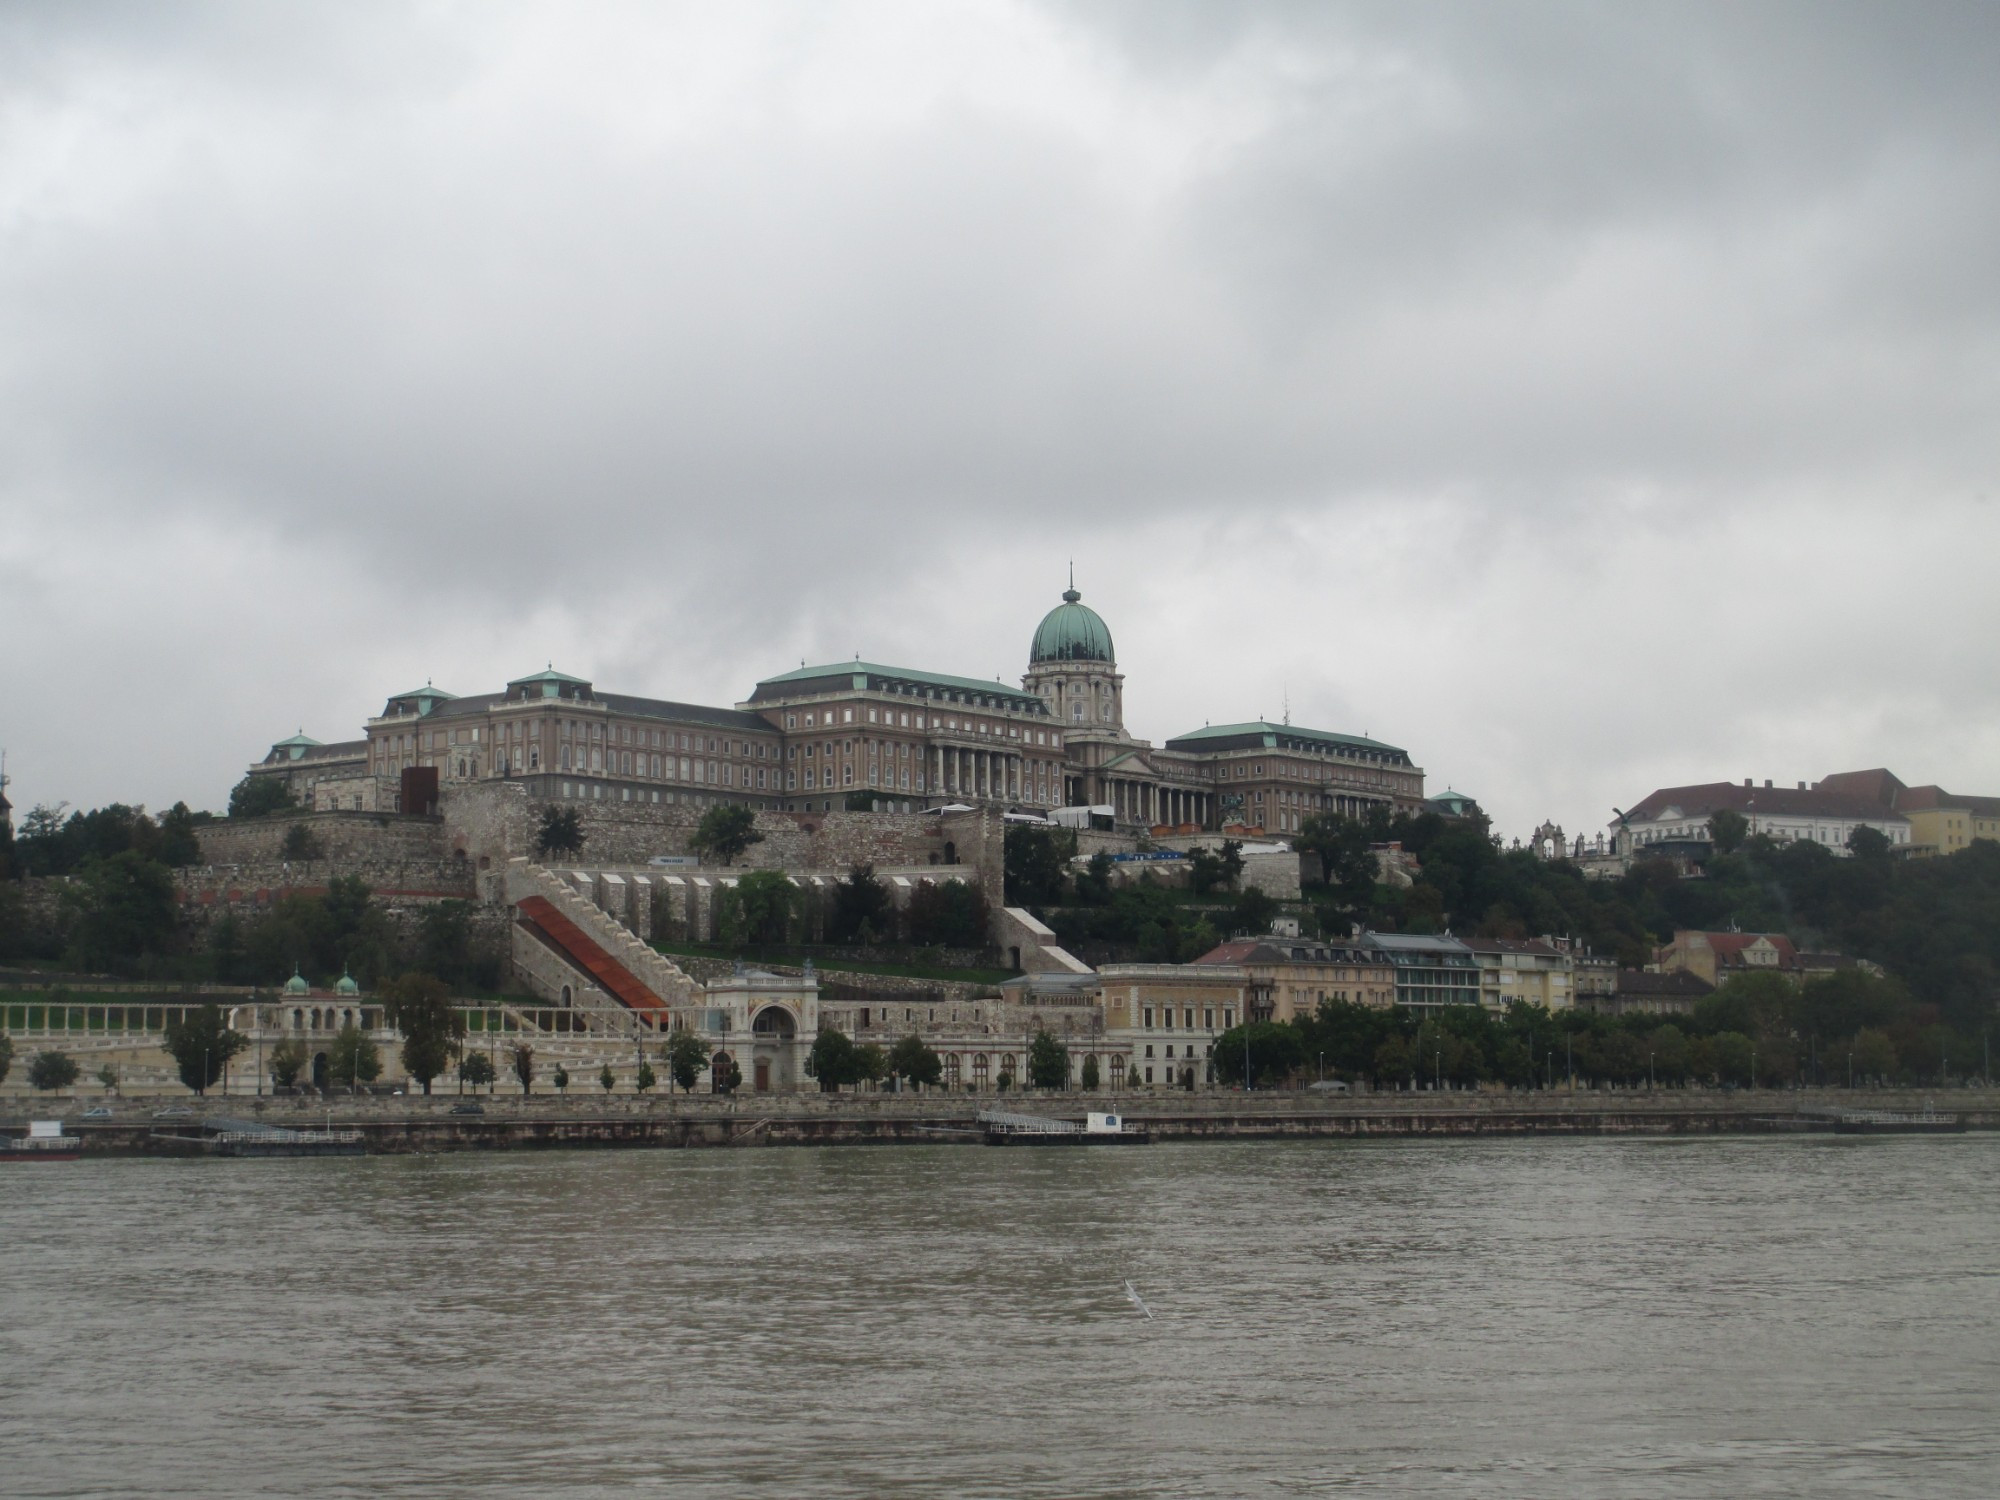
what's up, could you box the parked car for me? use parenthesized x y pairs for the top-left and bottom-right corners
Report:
(1307, 1079), (1351, 1093)
(449, 1102), (485, 1116)
(82, 1106), (115, 1120)
(151, 1105), (194, 1119)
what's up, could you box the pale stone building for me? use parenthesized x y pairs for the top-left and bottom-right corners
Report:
(244, 582), (1423, 837)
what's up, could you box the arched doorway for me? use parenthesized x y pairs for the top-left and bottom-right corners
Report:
(710, 1051), (735, 1094)
(311, 1052), (329, 1091)
(750, 1006), (798, 1092)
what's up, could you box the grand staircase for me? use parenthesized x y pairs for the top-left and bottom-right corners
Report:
(506, 860), (698, 1022)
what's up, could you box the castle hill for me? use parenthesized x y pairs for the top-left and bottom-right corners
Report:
(2, 582), (1994, 1150)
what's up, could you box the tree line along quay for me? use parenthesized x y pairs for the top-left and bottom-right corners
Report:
(2, 603), (1998, 1112)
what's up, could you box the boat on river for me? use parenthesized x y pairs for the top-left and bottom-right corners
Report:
(979, 1108), (1152, 1146)
(2, 1121), (81, 1162)
(1830, 1106), (1965, 1135)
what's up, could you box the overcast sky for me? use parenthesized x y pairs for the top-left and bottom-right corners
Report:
(4, 1), (1997, 842)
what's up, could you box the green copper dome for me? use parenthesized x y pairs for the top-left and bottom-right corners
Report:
(283, 967), (309, 996)
(335, 969), (360, 997)
(1030, 586), (1115, 665)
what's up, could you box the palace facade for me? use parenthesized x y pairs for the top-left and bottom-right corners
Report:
(249, 584), (1424, 834)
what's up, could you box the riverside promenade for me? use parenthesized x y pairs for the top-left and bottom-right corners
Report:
(9, 1087), (1994, 1156)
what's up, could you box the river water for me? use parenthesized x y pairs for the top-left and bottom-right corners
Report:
(2, 1136), (1996, 1498)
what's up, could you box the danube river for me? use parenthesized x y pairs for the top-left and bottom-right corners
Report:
(3, 1136), (1995, 1498)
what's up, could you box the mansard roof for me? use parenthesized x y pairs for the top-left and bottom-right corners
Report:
(749, 661), (1048, 714)
(1624, 781), (1903, 825)
(1164, 721), (1409, 761)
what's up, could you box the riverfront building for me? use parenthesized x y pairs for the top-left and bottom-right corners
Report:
(248, 583), (1423, 835)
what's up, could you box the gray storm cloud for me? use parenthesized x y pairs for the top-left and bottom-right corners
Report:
(2, 0), (1996, 834)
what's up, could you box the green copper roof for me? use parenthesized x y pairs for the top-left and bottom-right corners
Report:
(508, 668), (589, 686)
(273, 732), (323, 749)
(752, 661), (1045, 710)
(1164, 721), (1408, 757)
(1029, 586), (1115, 664)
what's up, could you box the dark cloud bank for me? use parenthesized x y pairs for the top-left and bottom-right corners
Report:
(2, 1), (1996, 837)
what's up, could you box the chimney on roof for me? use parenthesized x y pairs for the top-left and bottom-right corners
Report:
(1744, 778), (1753, 788)
(1764, 779), (1773, 788)
(1797, 781), (1806, 790)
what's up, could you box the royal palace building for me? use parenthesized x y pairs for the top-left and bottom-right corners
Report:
(249, 584), (1424, 834)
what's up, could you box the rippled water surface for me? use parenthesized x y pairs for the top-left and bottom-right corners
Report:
(3, 1136), (1997, 1498)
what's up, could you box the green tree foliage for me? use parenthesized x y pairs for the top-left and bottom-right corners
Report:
(717, 869), (799, 946)
(162, 1003), (249, 1094)
(828, 864), (895, 944)
(28, 1050), (80, 1092)
(1217, 840), (1245, 887)
(1080, 1052), (1100, 1090)
(691, 804), (762, 864)
(663, 1029), (709, 1092)
(235, 875), (399, 989)
(1188, 846), (1229, 895)
(1707, 809), (1749, 854)
(228, 776), (298, 820)
(1847, 825), (1891, 860)
(1027, 1029), (1069, 1089)
(382, 972), (464, 1095)
(269, 1038), (309, 1089)
(416, 900), (496, 990)
(906, 878), (990, 948)
(1047, 881), (1221, 963)
(94, 1063), (119, 1093)
(280, 823), (325, 862)
(64, 851), (179, 974)
(1072, 850), (1114, 906)
(330, 1024), (382, 1090)
(635, 1060), (656, 1093)
(533, 805), (585, 859)
(1851, 1027), (1897, 1083)
(1231, 886), (1278, 938)
(1003, 824), (1072, 905)
(853, 1043), (887, 1089)
(155, 802), (205, 868)
(553, 1064), (571, 1096)
(711, 1053), (741, 1095)
(1212, 1021), (1305, 1087)
(1297, 813), (1380, 930)
(459, 1051), (497, 1092)
(0, 1033), (12, 1084)
(600, 1063), (616, 1093)
(512, 1042), (535, 1094)
(887, 1033), (943, 1088)
(809, 1026), (858, 1090)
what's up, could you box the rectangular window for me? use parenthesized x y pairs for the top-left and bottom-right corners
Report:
(1143, 1006), (1154, 1028)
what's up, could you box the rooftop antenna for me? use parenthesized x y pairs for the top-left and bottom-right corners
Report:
(1283, 684), (1290, 726)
